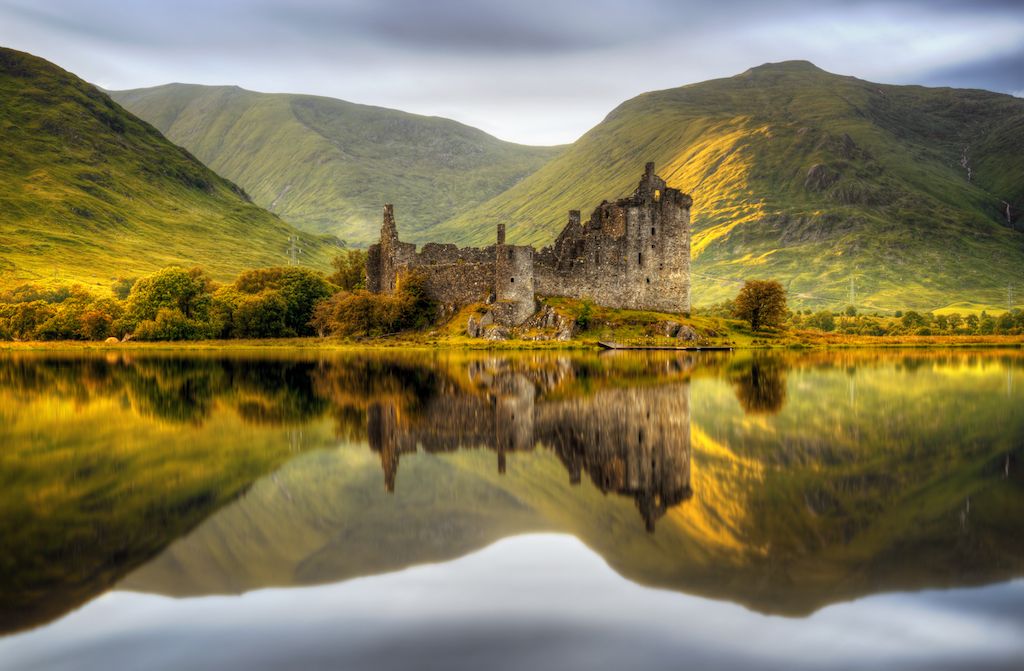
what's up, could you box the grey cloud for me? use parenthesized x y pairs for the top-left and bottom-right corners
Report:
(0, 0), (1022, 144)
(921, 48), (1024, 94)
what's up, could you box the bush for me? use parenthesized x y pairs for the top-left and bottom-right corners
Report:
(125, 266), (215, 331)
(233, 267), (333, 336)
(805, 310), (835, 332)
(311, 270), (436, 338)
(134, 307), (210, 341)
(328, 250), (367, 291)
(0, 301), (55, 340)
(576, 300), (594, 331)
(232, 290), (290, 339)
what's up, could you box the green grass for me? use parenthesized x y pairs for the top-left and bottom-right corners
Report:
(0, 48), (337, 293)
(110, 84), (563, 246)
(432, 61), (1024, 312)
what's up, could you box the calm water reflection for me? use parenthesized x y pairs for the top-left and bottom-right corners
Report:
(1, 349), (1022, 670)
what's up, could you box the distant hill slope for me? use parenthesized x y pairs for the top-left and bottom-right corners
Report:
(0, 48), (335, 290)
(434, 62), (1024, 310)
(110, 84), (562, 246)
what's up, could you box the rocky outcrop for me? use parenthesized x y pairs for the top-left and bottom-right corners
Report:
(804, 163), (840, 191)
(467, 304), (577, 342)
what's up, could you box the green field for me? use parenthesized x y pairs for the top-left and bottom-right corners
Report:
(110, 84), (562, 245)
(0, 47), (336, 293)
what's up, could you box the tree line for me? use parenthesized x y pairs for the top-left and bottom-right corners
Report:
(0, 250), (435, 342)
(721, 279), (1024, 336)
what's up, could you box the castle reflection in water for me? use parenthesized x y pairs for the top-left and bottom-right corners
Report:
(366, 357), (694, 530)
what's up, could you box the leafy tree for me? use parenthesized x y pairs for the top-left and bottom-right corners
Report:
(328, 250), (367, 291)
(232, 291), (290, 339)
(311, 270), (436, 338)
(233, 267), (333, 336)
(111, 277), (136, 300)
(979, 312), (997, 335)
(806, 310), (835, 332)
(0, 301), (54, 340)
(133, 307), (210, 341)
(731, 280), (787, 331)
(900, 311), (927, 329)
(844, 305), (857, 317)
(124, 266), (215, 331)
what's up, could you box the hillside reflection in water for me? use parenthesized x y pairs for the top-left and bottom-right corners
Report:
(0, 349), (1022, 670)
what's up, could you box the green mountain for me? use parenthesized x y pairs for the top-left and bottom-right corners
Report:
(433, 61), (1024, 311)
(109, 84), (562, 246)
(0, 47), (335, 291)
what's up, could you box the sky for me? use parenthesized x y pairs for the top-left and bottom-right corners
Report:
(1, 0), (1023, 145)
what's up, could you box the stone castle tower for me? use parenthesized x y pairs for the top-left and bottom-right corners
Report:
(366, 163), (692, 324)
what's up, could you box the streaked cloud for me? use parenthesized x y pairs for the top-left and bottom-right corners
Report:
(0, 0), (1021, 144)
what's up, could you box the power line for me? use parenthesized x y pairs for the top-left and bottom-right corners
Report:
(287, 235), (302, 266)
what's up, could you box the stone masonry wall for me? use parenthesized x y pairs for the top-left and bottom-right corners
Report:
(365, 163), (692, 324)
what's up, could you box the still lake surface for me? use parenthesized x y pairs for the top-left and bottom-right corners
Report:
(0, 348), (1022, 670)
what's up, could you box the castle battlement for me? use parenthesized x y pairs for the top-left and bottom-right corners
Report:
(366, 163), (692, 326)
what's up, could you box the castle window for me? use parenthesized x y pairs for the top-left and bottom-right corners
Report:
(510, 277), (515, 283)
(651, 227), (655, 236)
(646, 277), (650, 284)
(654, 190), (661, 202)
(637, 252), (642, 265)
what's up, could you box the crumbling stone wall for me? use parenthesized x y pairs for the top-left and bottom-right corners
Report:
(535, 162), (692, 314)
(366, 162), (692, 324)
(494, 227), (536, 326)
(365, 360), (693, 528)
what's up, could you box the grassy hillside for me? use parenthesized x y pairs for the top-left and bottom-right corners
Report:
(434, 62), (1024, 311)
(0, 48), (335, 292)
(110, 84), (562, 246)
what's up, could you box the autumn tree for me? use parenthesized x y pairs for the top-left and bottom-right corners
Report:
(732, 280), (787, 331)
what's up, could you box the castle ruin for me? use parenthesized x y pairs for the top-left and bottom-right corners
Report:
(367, 163), (693, 325)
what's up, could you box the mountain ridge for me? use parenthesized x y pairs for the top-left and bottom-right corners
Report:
(0, 47), (335, 290)
(110, 83), (563, 245)
(432, 60), (1024, 310)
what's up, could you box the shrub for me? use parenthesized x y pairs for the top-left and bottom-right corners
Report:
(0, 301), (55, 340)
(232, 290), (290, 339)
(312, 270), (436, 338)
(233, 267), (333, 336)
(806, 310), (835, 332)
(576, 300), (594, 331)
(328, 250), (367, 291)
(125, 266), (215, 331)
(133, 307), (210, 341)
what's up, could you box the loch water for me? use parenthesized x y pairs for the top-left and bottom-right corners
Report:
(1, 349), (1022, 670)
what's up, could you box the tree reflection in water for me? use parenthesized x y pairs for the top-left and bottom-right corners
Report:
(2, 349), (1023, 635)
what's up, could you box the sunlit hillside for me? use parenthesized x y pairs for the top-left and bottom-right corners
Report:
(433, 62), (1024, 311)
(110, 84), (562, 246)
(0, 48), (336, 292)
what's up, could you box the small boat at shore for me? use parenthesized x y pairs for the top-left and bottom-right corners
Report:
(597, 341), (733, 351)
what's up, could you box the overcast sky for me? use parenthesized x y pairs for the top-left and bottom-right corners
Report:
(1, 0), (1022, 145)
